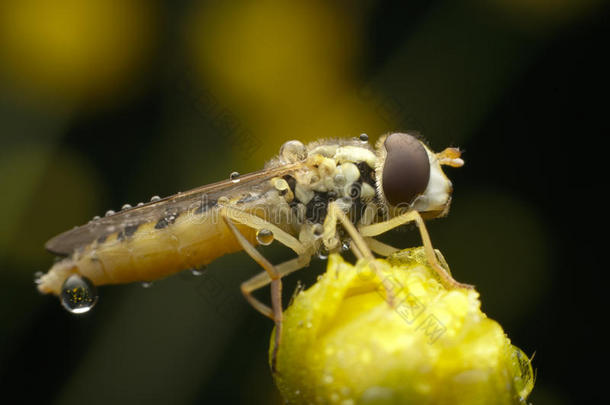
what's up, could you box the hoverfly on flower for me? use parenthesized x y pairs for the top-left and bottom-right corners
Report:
(37, 132), (471, 368)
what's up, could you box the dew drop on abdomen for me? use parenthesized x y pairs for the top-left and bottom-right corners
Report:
(230, 171), (241, 183)
(60, 274), (98, 315)
(191, 266), (207, 276)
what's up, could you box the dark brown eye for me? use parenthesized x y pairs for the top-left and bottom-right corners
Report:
(382, 133), (430, 206)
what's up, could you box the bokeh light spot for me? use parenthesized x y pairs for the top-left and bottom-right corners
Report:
(0, 0), (157, 106)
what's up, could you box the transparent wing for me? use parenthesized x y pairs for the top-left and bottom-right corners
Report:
(45, 163), (301, 255)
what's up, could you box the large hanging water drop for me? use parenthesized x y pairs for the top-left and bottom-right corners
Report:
(60, 275), (98, 315)
(256, 229), (274, 246)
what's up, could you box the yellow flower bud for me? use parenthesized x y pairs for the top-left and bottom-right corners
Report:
(271, 247), (534, 404)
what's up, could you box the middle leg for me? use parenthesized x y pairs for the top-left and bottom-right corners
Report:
(324, 202), (396, 305)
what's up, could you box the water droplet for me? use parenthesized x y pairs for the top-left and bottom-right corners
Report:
(191, 266), (206, 276)
(341, 240), (351, 251)
(150, 195), (161, 202)
(256, 229), (274, 246)
(317, 247), (329, 260)
(359, 133), (369, 143)
(60, 275), (98, 315)
(105, 210), (115, 217)
(121, 204), (132, 210)
(92, 215), (101, 221)
(137, 202), (144, 207)
(141, 281), (153, 288)
(279, 140), (307, 164)
(230, 171), (240, 183)
(34, 271), (44, 285)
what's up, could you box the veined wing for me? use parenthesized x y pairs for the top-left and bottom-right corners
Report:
(45, 162), (302, 255)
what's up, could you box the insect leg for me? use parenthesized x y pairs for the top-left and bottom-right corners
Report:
(363, 237), (400, 257)
(359, 210), (474, 289)
(222, 215), (285, 372)
(222, 205), (306, 255)
(364, 237), (453, 276)
(325, 202), (374, 260)
(240, 254), (311, 319)
(326, 202), (396, 305)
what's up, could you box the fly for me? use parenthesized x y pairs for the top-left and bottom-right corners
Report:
(37, 132), (472, 370)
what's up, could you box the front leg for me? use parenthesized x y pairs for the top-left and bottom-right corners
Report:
(363, 237), (400, 257)
(359, 209), (473, 289)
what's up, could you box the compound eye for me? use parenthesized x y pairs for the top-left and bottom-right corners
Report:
(382, 133), (430, 206)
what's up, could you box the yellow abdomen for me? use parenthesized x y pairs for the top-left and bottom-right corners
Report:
(38, 207), (257, 295)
